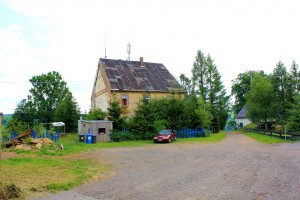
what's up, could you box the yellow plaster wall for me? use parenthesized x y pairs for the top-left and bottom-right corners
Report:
(111, 91), (174, 115)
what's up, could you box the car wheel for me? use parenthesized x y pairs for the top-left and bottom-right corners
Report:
(174, 137), (176, 141)
(168, 138), (171, 143)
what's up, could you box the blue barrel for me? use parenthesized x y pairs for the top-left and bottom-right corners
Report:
(86, 134), (93, 144)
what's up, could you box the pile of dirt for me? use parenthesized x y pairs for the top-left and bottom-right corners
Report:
(4, 129), (54, 151)
(13, 138), (53, 151)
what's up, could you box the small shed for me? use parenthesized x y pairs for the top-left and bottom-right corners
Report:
(78, 120), (113, 143)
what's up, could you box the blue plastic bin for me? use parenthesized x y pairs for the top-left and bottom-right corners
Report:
(86, 134), (93, 144)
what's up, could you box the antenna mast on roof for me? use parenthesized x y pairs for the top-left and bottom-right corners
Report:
(126, 43), (131, 61)
(104, 32), (107, 59)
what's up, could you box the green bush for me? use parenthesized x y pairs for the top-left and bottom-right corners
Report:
(24, 137), (33, 145)
(111, 130), (156, 142)
(153, 120), (167, 133)
(111, 131), (136, 142)
(244, 123), (257, 129)
(33, 124), (46, 138)
(2, 132), (9, 141)
(204, 129), (211, 137)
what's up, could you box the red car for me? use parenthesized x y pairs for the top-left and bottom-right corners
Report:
(154, 129), (176, 143)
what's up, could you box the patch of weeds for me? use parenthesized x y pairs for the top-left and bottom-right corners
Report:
(6, 183), (22, 199)
(24, 137), (33, 145)
(0, 182), (22, 200)
(45, 182), (75, 192)
(29, 187), (38, 192)
(38, 144), (62, 156)
(0, 184), (8, 200)
(15, 149), (33, 155)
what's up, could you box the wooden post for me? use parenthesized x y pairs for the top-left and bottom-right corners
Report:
(284, 125), (287, 142)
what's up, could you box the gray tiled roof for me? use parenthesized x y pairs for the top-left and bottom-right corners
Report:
(100, 58), (184, 93)
(236, 106), (247, 118)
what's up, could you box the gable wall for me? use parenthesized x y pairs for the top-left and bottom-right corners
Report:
(91, 62), (112, 112)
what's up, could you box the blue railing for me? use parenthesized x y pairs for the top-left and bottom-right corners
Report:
(175, 127), (206, 138)
(110, 127), (209, 141)
(2, 130), (60, 143)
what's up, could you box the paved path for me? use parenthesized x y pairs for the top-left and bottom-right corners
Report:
(33, 132), (300, 200)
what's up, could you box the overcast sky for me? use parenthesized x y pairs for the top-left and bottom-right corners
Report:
(1, 0), (300, 114)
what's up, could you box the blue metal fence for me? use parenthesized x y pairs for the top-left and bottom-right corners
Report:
(175, 127), (206, 138)
(2, 130), (60, 143)
(110, 127), (209, 142)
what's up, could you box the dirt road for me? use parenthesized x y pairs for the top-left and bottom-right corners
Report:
(33, 132), (300, 200)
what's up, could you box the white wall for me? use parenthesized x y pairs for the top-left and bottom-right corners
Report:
(235, 118), (251, 128)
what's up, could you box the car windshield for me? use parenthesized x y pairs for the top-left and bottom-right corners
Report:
(159, 130), (171, 135)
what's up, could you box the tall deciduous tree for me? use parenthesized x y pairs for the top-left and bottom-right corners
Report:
(286, 95), (300, 131)
(195, 98), (212, 127)
(191, 50), (207, 97)
(107, 101), (126, 131)
(190, 50), (229, 132)
(13, 95), (37, 126)
(271, 61), (294, 122)
(289, 60), (300, 95)
(204, 54), (229, 132)
(14, 71), (75, 128)
(29, 71), (70, 124)
(179, 74), (192, 96)
(54, 93), (80, 132)
(231, 70), (266, 114)
(245, 74), (276, 129)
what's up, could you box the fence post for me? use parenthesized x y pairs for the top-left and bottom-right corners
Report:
(31, 130), (36, 139)
(284, 125), (286, 141)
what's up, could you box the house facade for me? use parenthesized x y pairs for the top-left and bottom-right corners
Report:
(91, 57), (185, 115)
(235, 106), (251, 128)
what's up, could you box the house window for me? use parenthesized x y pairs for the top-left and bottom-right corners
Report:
(145, 96), (150, 104)
(121, 95), (128, 106)
(98, 128), (105, 135)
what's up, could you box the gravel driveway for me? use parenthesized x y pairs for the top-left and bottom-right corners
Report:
(34, 132), (300, 200)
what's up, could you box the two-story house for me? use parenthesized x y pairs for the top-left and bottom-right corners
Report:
(91, 57), (185, 115)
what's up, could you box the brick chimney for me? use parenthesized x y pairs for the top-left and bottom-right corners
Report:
(140, 57), (144, 67)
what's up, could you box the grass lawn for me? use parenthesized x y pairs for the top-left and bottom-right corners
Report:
(1, 156), (112, 195)
(242, 131), (294, 144)
(0, 132), (226, 198)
